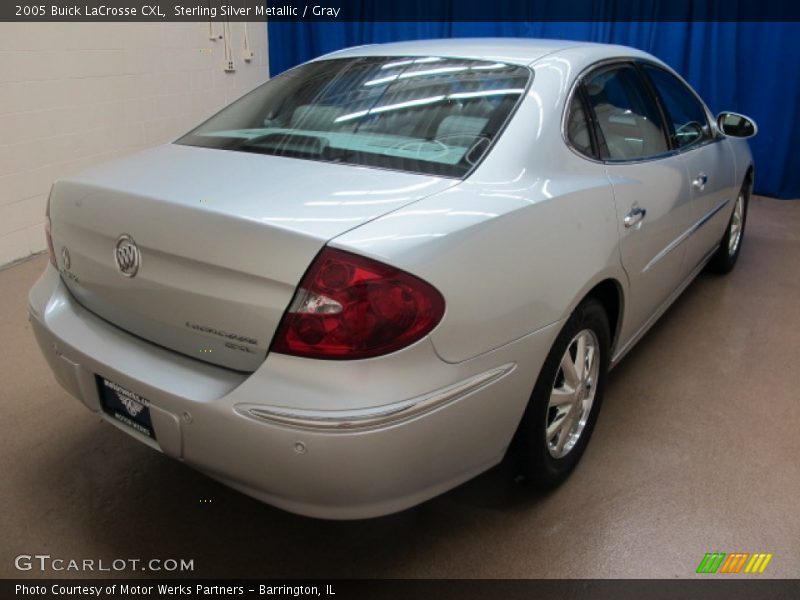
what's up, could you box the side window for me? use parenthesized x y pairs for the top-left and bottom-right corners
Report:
(642, 65), (711, 149)
(566, 93), (597, 158)
(583, 65), (668, 161)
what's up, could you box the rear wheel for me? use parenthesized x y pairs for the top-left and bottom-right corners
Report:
(514, 298), (610, 489)
(708, 177), (751, 274)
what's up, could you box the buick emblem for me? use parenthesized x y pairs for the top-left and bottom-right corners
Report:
(119, 395), (145, 418)
(114, 235), (140, 278)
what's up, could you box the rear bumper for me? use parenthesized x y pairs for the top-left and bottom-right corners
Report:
(29, 265), (559, 519)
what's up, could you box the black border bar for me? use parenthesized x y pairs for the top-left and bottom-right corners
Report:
(3, 0), (800, 22)
(4, 579), (800, 599)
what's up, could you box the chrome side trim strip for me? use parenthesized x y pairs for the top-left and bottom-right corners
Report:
(236, 363), (516, 431)
(642, 197), (730, 273)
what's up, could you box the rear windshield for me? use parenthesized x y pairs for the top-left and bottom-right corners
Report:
(176, 56), (531, 178)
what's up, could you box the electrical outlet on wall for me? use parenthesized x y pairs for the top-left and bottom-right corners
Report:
(225, 59), (236, 72)
(242, 50), (254, 62)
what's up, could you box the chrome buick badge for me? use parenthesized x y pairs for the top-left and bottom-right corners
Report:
(114, 234), (140, 278)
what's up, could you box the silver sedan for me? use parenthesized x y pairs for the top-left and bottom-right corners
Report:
(29, 39), (756, 518)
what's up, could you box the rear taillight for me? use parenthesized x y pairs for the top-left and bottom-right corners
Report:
(45, 190), (56, 268)
(271, 248), (445, 360)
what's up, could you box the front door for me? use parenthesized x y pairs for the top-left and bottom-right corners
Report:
(640, 64), (737, 269)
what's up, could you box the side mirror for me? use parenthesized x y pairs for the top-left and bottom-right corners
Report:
(716, 112), (757, 138)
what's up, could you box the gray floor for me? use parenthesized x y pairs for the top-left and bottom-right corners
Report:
(1, 196), (798, 579)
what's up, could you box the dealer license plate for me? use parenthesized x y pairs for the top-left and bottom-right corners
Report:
(97, 376), (156, 439)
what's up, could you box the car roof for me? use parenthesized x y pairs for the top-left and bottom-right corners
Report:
(316, 38), (655, 67)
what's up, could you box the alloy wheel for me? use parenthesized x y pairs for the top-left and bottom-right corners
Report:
(728, 191), (745, 256)
(545, 329), (600, 459)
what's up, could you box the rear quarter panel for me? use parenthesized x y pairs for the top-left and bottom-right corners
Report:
(333, 50), (627, 363)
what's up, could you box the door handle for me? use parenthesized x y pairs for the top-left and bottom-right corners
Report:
(693, 172), (708, 190)
(624, 206), (647, 228)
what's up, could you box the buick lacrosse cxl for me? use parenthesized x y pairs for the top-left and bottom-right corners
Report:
(29, 39), (756, 518)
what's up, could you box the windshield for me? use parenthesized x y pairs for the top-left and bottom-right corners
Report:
(176, 56), (531, 177)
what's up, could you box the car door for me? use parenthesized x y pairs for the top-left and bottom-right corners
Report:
(641, 64), (737, 269)
(578, 63), (695, 346)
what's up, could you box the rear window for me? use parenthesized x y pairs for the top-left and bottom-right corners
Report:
(176, 56), (531, 178)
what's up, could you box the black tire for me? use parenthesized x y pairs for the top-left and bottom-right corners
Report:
(513, 298), (611, 489)
(707, 177), (751, 274)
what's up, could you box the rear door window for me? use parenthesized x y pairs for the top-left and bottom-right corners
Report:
(566, 92), (598, 158)
(583, 64), (669, 161)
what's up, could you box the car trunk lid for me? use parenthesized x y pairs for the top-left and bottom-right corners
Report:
(48, 144), (453, 371)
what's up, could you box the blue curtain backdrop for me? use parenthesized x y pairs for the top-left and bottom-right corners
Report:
(267, 21), (800, 199)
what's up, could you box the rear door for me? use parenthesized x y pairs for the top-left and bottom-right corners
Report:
(578, 63), (694, 344)
(640, 64), (736, 269)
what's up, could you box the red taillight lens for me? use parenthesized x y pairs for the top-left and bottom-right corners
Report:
(271, 248), (445, 360)
(45, 191), (56, 268)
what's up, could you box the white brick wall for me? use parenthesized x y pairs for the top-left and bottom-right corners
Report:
(0, 22), (269, 267)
